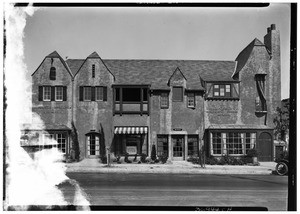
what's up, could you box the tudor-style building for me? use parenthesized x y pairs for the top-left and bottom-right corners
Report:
(22, 24), (281, 162)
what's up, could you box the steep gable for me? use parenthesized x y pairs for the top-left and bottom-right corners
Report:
(233, 38), (267, 78)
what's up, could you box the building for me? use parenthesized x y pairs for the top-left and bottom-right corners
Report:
(23, 24), (281, 162)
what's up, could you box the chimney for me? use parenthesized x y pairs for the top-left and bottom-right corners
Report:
(264, 24), (280, 56)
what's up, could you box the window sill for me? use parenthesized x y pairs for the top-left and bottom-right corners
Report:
(205, 97), (239, 101)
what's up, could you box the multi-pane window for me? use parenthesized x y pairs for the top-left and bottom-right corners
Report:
(161, 93), (169, 108)
(227, 133), (243, 154)
(92, 64), (95, 78)
(87, 134), (100, 156)
(187, 93), (195, 108)
(55, 86), (63, 101)
(173, 87), (183, 102)
(188, 135), (198, 156)
(39, 86), (67, 102)
(245, 133), (256, 155)
(84, 87), (92, 101)
(157, 135), (168, 157)
(57, 133), (66, 153)
(213, 84), (231, 97)
(96, 87), (104, 101)
(43, 86), (51, 101)
(211, 132), (257, 156)
(212, 133), (222, 155)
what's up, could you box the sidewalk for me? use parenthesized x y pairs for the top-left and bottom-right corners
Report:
(66, 159), (277, 175)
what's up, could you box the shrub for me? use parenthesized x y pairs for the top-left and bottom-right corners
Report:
(100, 155), (107, 164)
(247, 149), (258, 158)
(187, 156), (199, 164)
(124, 153), (132, 163)
(205, 156), (218, 165)
(140, 153), (147, 163)
(158, 154), (168, 164)
(151, 144), (157, 161)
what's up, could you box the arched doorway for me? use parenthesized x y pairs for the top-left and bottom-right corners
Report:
(257, 132), (272, 161)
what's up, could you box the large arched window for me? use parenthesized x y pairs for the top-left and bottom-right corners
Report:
(50, 67), (56, 80)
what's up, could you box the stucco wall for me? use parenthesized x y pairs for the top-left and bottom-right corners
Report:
(32, 57), (73, 127)
(73, 58), (114, 159)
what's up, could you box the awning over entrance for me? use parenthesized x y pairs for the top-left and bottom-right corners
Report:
(114, 127), (148, 134)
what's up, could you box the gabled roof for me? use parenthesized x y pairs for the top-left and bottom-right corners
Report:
(65, 59), (85, 76)
(102, 59), (236, 90)
(32, 51), (73, 77)
(168, 67), (187, 85)
(233, 38), (266, 78)
(87, 51), (101, 58)
(64, 59), (236, 90)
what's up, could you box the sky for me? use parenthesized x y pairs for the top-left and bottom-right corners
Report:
(23, 3), (291, 99)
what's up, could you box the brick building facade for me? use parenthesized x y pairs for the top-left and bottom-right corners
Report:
(22, 24), (281, 162)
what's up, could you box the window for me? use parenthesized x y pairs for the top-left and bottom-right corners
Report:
(96, 87), (104, 101)
(255, 74), (267, 112)
(43, 86), (51, 101)
(57, 133), (66, 153)
(50, 67), (56, 80)
(245, 133), (256, 155)
(55, 86), (63, 101)
(160, 93), (169, 108)
(213, 84), (231, 97)
(210, 132), (257, 156)
(39, 86), (67, 102)
(187, 93), (195, 108)
(173, 87), (183, 102)
(157, 135), (168, 157)
(227, 133), (243, 154)
(79, 86), (107, 102)
(92, 64), (95, 78)
(113, 86), (149, 115)
(188, 135), (198, 156)
(84, 87), (92, 101)
(212, 133), (222, 155)
(87, 134), (100, 156)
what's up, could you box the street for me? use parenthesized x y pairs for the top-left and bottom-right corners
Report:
(59, 172), (288, 211)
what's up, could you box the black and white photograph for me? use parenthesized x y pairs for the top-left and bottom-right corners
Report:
(3, 2), (295, 211)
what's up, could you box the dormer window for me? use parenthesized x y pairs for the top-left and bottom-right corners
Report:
(213, 84), (231, 97)
(50, 67), (56, 80)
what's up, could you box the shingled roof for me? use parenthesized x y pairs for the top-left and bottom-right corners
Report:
(64, 59), (237, 90)
(233, 38), (266, 78)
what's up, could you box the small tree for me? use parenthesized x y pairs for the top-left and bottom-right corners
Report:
(151, 144), (157, 161)
(273, 99), (290, 141)
(71, 121), (80, 161)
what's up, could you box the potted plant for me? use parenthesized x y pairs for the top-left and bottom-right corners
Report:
(247, 148), (258, 165)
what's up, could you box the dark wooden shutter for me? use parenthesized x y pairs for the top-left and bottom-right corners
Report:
(51, 86), (55, 101)
(79, 86), (83, 101)
(63, 86), (67, 101)
(38, 86), (43, 101)
(91, 87), (95, 101)
(103, 86), (107, 101)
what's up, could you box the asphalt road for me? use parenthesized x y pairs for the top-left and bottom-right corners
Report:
(59, 172), (288, 211)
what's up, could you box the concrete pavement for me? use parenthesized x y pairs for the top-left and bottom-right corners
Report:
(66, 159), (277, 175)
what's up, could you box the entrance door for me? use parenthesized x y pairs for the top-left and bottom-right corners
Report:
(172, 135), (184, 160)
(87, 134), (100, 158)
(258, 132), (272, 161)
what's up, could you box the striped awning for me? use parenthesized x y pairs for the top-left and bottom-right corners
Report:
(114, 127), (148, 134)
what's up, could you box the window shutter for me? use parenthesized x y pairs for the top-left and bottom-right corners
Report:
(63, 86), (67, 101)
(103, 86), (107, 101)
(79, 86), (83, 101)
(51, 86), (55, 101)
(91, 87), (95, 101)
(38, 86), (43, 101)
